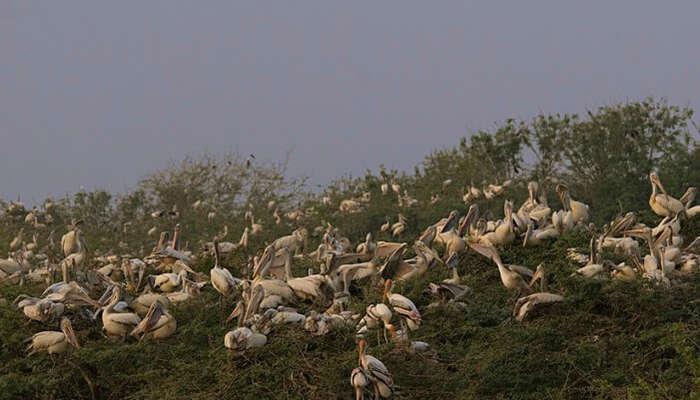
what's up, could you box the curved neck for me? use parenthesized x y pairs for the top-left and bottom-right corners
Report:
(105, 293), (119, 313)
(283, 251), (293, 280)
(451, 267), (460, 282)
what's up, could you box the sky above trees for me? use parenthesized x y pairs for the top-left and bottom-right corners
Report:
(2, 1), (699, 202)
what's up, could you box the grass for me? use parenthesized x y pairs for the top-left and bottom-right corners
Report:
(1, 221), (699, 400)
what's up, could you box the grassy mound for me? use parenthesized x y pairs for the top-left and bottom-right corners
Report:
(1, 225), (698, 399)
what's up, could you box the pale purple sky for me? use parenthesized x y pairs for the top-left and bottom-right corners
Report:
(2, 1), (699, 203)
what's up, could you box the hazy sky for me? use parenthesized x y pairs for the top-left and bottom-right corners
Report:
(2, 2), (699, 203)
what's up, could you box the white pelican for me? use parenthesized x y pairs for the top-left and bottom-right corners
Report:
(573, 238), (612, 278)
(0, 256), (22, 284)
(513, 293), (564, 322)
(26, 317), (79, 356)
(14, 296), (65, 323)
(130, 292), (170, 318)
(10, 228), (24, 250)
(424, 253), (472, 307)
(380, 217), (391, 233)
(130, 301), (176, 340)
(556, 184), (589, 224)
(470, 243), (532, 295)
(479, 200), (516, 246)
(224, 327), (267, 351)
(611, 262), (637, 281)
(102, 286), (141, 340)
(148, 270), (187, 293)
(61, 223), (85, 257)
(249, 247), (296, 303)
(391, 214), (406, 237)
(649, 172), (684, 217)
(250, 213), (263, 235)
(334, 258), (380, 296)
(210, 241), (241, 298)
(522, 221), (559, 247)
(357, 339), (394, 399)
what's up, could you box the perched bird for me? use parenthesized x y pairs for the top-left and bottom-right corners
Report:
(357, 339), (394, 399)
(26, 317), (79, 356)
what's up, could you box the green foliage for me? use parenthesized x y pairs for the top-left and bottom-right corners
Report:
(0, 98), (698, 399)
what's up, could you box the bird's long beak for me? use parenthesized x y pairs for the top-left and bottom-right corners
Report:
(622, 228), (648, 239)
(226, 301), (244, 323)
(653, 176), (669, 196)
(653, 227), (672, 249)
(459, 205), (477, 236)
(0, 271), (21, 285)
(63, 320), (80, 349)
(468, 242), (492, 259)
(446, 252), (459, 269)
(98, 286), (115, 305)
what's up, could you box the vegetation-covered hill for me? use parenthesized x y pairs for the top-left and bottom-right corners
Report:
(0, 98), (698, 399)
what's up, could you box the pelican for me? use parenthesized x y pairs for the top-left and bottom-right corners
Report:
(61, 222), (85, 257)
(424, 252), (472, 306)
(334, 258), (380, 295)
(522, 221), (559, 247)
(355, 233), (375, 255)
(148, 270), (187, 293)
(393, 241), (443, 282)
(130, 301), (176, 340)
(470, 243), (532, 295)
(0, 256), (22, 284)
(14, 296), (65, 323)
(357, 339), (394, 399)
(528, 263), (547, 292)
(649, 172), (684, 217)
(130, 292), (170, 317)
(517, 181), (540, 219)
(479, 200), (516, 246)
(573, 237), (612, 278)
(102, 286), (141, 339)
(10, 228), (24, 250)
(210, 241), (241, 298)
(391, 214), (406, 237)
(551, 209), (574, 234)
(611, 262), (637, 281)
(513, 293), (564, 322)
(248, 213), (263, 235)
(380, 217), (391, 233)
(556, 184), (589, 224)
(26, 317), (79, 356)
(284, 259), (331, 302)
(250, 249), (296, 304)
(224, 327), (267, 351)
